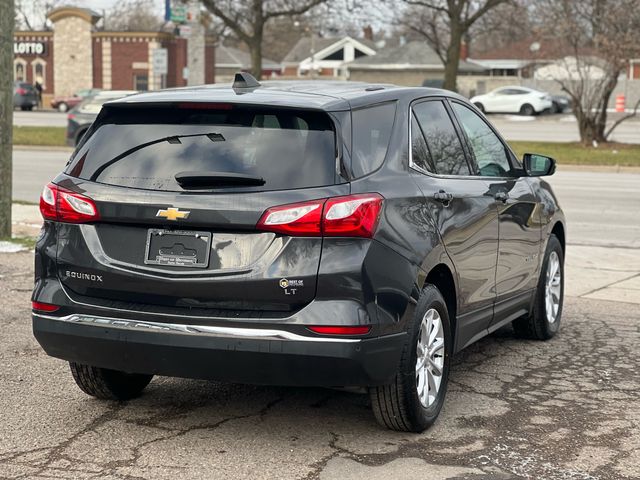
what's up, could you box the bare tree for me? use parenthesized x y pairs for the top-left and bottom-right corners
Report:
(104, 0), (163, 31)
(534, 0), (640, 144)
(1, 0), (14, 239)
(200, 0), (329, 79)
(14, 0), (63, 30)
(398, 0), (512, 91)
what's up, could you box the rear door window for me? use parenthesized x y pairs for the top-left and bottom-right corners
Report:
(412, 101), (470, 176)
(66, 105), (338, 192)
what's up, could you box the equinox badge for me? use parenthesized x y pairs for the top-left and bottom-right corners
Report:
(156, 207), (190, 221)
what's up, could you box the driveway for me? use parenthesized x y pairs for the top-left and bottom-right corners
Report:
(1, 253), (638, 479)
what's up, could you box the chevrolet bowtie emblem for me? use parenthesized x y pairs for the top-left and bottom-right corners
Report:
(156, 207), (190, 221)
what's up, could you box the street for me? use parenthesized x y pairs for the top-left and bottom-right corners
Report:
(11, 147), (640, 249)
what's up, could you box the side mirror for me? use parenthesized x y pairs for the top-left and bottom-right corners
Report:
(523, 153), (556, 177)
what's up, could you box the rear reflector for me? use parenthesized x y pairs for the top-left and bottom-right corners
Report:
(257, 193), (383, 238)
(40, 183), (100, 223)
(308, 326), (371, 335)
(32, 301), (60, 312)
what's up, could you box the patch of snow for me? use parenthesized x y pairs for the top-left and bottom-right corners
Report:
(0, 241), (27, 253)
(505, 115), (536, 122)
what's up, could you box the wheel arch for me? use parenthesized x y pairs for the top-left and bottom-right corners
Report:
(424, 263), (457, 349)
(551, 221), (566, 254)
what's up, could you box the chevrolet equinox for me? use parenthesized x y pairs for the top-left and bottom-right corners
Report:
(32, 74), (566, 432)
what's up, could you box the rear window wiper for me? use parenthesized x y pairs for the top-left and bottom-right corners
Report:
(90, 132), (225, 181)
(175, 171), (266, 188)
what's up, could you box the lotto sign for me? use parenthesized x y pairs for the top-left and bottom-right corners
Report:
(14, 42), (46, 55)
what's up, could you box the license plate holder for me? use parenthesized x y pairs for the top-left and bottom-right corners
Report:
(144, 229), (211, 268)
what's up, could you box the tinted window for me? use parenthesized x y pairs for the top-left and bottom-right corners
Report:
(351, 102), (396, 177)
(412, 101), (470, 176)
(66, 106), (337, 192)
(452, 102), (511, 177)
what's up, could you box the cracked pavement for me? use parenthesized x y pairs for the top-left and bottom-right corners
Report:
(1, 250), (639, 479)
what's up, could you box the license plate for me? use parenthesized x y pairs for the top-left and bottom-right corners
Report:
(144, 229), (211, 268)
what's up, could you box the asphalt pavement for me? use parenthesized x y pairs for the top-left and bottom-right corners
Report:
(13, 110), (68, 128)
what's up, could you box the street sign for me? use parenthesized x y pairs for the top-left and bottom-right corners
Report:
(152, 48), (168, 75)
(170, 5), (187, 23)
(179, 25), (192, 38)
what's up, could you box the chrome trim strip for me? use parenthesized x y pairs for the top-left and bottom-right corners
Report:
(33, 313), (362, 343)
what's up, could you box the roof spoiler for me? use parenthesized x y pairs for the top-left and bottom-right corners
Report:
(233, 72), (261, 92)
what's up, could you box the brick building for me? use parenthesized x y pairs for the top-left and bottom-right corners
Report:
(13, 6), (215, 105)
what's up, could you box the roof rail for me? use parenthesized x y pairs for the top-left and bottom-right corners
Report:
(233, 72), (261, 91)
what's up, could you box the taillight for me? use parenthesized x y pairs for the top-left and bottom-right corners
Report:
(16, 88), (26, 95)
(32, 301), (60, 312)
(39, 183), (100, 223)
(67, 113), (76, 121)
(308, 325), (371, 335)
(256, 193), (383, 238)
(257, 199), (324, 236)
(323, 194), (383, 238)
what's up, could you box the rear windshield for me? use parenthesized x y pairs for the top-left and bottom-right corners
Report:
(66, 105), (338, 192)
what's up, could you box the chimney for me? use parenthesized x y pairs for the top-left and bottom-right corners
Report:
(460, 41), (469, 60)
(362, 25), (373, 41)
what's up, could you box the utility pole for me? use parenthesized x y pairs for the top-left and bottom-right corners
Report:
(0, 0), (14, 238)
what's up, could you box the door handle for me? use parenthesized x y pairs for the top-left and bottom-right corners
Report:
(434, 190), (453, 205)
(494, 191), (509, 203)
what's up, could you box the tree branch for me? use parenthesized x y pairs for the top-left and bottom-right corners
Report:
(605, 97), (640, 140)
(264, 0), (327, 20)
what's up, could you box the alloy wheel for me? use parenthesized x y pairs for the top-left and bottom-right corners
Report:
(545, 251), (562, 323)
(416, 308), (445, 407)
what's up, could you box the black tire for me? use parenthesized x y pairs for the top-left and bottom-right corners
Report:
(513, 234), (564, 340)
(69, 362), (153, 400)
(369, 284), (452, 432)
(474, 102), (485, 113)
(520, 103), (535, 116)
(20, 106), (28, 111)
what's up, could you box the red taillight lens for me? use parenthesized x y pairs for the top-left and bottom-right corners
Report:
(67, 113), (76, 121)
(256, 194), (383, 238)
(308, 325), (371, 335)
(323, 194), (383, 238)
(32, 301), (60, 312)
(256, 199), (325, 236)
(39, 183), (100, 223)
(16, 88), (26, 95)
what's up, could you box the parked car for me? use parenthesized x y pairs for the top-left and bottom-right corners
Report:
(33, 74), (566, 432)
(471, 86), (553, 115)
(51, 88), (102, 113)
(551, 94), (571, 113)
(13, 82), (39, 111)
(66, 90), (138, 146)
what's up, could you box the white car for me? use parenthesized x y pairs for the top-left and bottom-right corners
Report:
(470, 87), (553, 116)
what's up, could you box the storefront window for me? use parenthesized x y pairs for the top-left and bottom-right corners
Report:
(134, 74), (149, 91)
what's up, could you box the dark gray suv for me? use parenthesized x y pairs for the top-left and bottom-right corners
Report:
(32, 75), (566, 432)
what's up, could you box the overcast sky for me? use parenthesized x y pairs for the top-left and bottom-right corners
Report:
(83, 0), (165, 15)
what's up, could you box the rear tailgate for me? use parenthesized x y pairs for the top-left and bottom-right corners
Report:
(54, 103), (348, 314)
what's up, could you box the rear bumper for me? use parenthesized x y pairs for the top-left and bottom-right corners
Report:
(33, 313), (406, 387)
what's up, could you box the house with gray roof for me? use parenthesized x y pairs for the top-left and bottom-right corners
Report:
(215, 45), (281, 82)
(346, 41), (486, 87)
